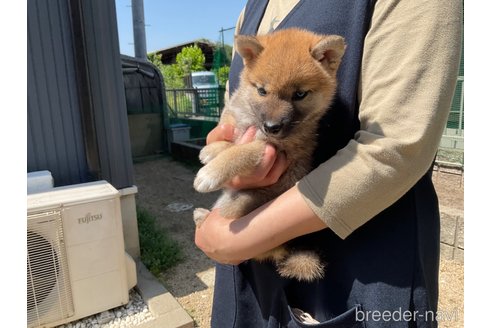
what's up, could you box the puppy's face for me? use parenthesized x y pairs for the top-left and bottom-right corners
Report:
(234, 29), (345, 141)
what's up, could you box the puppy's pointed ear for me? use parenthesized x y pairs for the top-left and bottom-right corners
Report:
(235, 35), (264, 65)
(311, 35), (346, 74)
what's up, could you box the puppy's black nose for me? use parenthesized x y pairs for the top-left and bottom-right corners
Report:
(263, 121), (284, 135)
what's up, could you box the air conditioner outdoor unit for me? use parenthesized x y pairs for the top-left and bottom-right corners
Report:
(27, 181), (137, 328)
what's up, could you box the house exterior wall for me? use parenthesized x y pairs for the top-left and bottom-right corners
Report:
(28, 0), (139, 257)
(77, 0), (134, 189)
(27, 0), (134, 190)
(27, 0), (89, 186)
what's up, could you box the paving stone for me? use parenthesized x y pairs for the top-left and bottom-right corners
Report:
(135, 260), (193, 328)
(456, 215), (464, 249)
(137, 308), (194, 328)
(454, 248), (464, 263)
(440, 243), (454, 261)
(440, 211), (457, 246)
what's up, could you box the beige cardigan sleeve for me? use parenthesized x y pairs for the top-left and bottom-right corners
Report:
(297, 0), (463, 239)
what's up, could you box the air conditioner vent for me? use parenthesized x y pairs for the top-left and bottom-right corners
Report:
(27, 210), (74, 328)
(27, 181), (136, 327)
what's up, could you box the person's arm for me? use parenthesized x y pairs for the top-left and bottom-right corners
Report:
(297, 0), (463, 238)
(195, 185), (325, 264)
(195, 0), (462, 263)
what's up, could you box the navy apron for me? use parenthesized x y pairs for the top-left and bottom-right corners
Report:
(212, 1), (440, 327)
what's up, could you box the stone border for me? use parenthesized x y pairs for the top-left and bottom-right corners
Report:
(440, 206), (464, 262)
(135, 260), (194, 328)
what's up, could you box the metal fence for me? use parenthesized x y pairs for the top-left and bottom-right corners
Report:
(165, 87), (226, 120)
(436, 76), (464, 170)
(165, 80), (464, 170)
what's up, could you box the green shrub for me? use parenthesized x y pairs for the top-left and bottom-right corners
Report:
(216, 66), (230, 86)
(137, 207), (183, 275)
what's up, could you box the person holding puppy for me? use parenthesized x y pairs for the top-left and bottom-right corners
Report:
(195, 0), (463, 327)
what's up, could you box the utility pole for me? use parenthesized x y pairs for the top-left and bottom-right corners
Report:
(219, 26), (235, 49)
(218, 27), (235, 67)
(132, 0), (148, 60)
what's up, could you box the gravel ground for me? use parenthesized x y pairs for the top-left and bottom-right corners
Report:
(432, 167), (464, 328)
(432, 166), (464, 211)
(56, 289), (154, 328)
(133, 156), (216, 328)
(133, 156), (464, 328)
(437, 259), (464, 327)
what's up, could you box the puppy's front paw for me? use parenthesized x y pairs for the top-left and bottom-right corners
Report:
(199, 146), (215, 164)
(193, 208), (210, 227)
(193, 166), (225, 193)
(199, 141), (231, 164)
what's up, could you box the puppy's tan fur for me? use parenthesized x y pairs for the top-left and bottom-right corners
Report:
(193, 28), (345, 281)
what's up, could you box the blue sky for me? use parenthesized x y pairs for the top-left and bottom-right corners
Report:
(115, 0), (247, 56)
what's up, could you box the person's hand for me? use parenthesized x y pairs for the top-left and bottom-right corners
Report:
(194, 208), (245, 265)
(206, 123), (236, 144)
(194, 186), (327, 265)
(206, 124), (289, 189)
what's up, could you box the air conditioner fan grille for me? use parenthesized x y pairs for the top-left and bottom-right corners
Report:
(27, 210), (74, 327)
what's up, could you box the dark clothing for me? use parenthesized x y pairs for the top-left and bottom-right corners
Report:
(212, 0), (440, 327)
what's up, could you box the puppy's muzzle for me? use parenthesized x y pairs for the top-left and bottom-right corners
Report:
(263, 121), (284, 135)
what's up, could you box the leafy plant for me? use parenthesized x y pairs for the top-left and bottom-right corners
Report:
(148, 45), (207, 89)
(147, 52), (165, 71)
(162, 64), (185, 88)
(137, 207), (183, 275)
(175, 45), (205, 75)
(215, 66), (230, 86)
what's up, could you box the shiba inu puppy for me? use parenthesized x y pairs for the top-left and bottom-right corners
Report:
(193, 28), (345, 281)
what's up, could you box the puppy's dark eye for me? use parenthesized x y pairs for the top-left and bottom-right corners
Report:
(293, 91), (308, 101)
(257, 87), (267, 96)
